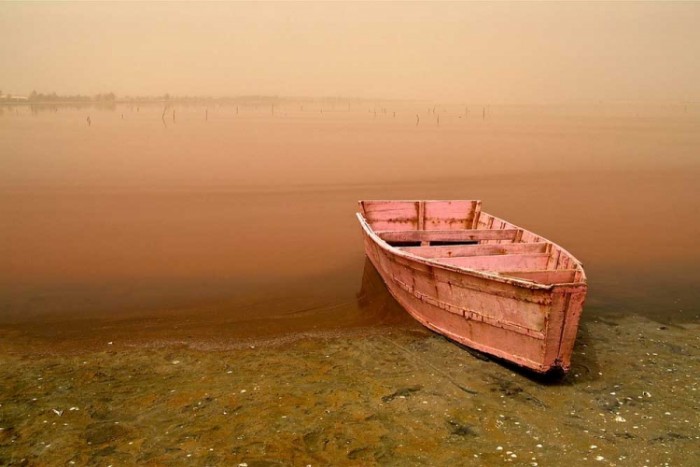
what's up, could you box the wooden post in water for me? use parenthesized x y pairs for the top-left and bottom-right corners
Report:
(416, 114), (420, 126)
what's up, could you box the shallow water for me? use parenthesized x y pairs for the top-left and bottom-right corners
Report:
(1, 102), (699, 465)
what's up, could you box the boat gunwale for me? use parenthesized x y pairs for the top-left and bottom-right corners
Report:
(356, 203), (587, 289)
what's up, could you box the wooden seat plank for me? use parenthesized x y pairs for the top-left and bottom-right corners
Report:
(377, 229), (519, 243)
(399, 242), (548, 258)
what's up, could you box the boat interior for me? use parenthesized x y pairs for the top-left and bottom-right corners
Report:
(359, 200), (586, 285)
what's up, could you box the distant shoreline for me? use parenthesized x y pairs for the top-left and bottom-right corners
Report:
(0, 95), (404, 107)
(1, 97), (696, 107)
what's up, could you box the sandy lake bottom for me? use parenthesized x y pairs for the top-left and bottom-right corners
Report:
(1, 102), (699, 465)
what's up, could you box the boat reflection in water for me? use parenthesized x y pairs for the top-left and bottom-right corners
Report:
(356, 257), (420, 328)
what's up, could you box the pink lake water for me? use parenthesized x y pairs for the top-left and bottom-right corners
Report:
(1, 101), (699, 465)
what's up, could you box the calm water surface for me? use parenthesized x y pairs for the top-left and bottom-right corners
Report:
(1, 103), (699, 465)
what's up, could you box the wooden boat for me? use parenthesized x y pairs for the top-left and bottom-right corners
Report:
(357, 200), (587, 374)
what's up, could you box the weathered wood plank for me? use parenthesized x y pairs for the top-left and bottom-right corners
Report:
(513, 229), (524, 243)
(417, 201), (425, 230)
(424, 200), (476, 230)
(363, 201), (419, 231)
(471, 201), (482, 229)
(499, 269), (579, 284)
(434, 253), (550, 271)
(398, 242), (548, 258)
(377, 229), (519, 243)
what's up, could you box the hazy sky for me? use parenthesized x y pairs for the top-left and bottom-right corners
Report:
(1, 2), (698, 102)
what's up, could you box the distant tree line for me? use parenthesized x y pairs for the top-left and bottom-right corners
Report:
(0, 90), (117, 103)
(27, 91), (116, 103)
(2, 91), (283, 104)
(1, 90), (381, 106)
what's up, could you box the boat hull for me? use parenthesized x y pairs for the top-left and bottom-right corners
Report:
(357, 212), (587, 374)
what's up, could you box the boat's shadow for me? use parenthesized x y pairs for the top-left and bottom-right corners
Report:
(358, 257), (599, 385)
(356, 257), (422, 328)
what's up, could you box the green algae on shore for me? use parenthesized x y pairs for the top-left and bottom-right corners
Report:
(1, 315), (698, 466)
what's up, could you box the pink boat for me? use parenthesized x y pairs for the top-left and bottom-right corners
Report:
(357, 200), (588, 374)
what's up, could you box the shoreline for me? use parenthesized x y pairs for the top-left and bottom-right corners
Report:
(1, 313), (698, 466)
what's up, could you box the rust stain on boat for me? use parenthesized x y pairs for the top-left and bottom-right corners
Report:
(357, 200), (588, 374)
